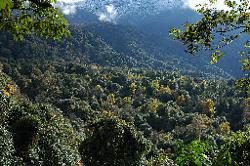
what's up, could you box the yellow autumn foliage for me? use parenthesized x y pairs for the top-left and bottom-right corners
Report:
(107, 93), (116, 104)
(2, 83), (17, 96)
(176, 95), (187, 106)
(202, 99), (216, 114)
(102, 110), (115, 118)
(90, 64), (101, 70)
(219, 122), (231, 134)
(128, 73), (144, 80)
(130, 82), (137, 94)
(201, 80), (208, 87)
(150, 80), (160, 90)
(179, 76), (189, 81)
(95, 85), (104, 93)
(124, 96), (133, 104)
(159, 85), (172, 93)
(149, 98), (161, 112)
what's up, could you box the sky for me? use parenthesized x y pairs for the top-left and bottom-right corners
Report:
(58, 0), (228, 9)
(57, 0), (231, 22)
(185, 0), (230, 10)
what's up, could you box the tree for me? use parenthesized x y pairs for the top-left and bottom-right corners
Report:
(176, 140), (213, 166)
(215, 127), (250, 166)
(0, 126), (15, 166)
(170, 0), (250, 93)
(9, 104), (81, 166)
(0, 0), (69, 40)
(80, 118), (149, 166)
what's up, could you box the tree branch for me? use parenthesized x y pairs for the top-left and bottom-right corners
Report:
(29, 0), (52, 8)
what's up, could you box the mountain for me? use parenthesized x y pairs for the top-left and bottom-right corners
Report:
(0, 23), (231, 79)
(66, 9), (99, 24)
(83, 22), (232, 78)
(0, 36), (248, 165)
(120, 9), (245, 77)
(73, 0), (182, 17)
(65, 5), (247, 78)
(0, 4), (249, 166)
(66, 8), (243, 77)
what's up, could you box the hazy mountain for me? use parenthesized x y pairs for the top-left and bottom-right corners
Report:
(66, 7), (244, 77)
(123, 9), (245, 77)
(82, 22), (231, 77)
(0, 23), (231, 79)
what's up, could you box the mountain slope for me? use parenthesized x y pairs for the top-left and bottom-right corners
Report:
(0, 11), (249, 165)
(121, 9), (245, 77)
(0, 24), (231, 79)
(83, 22), (232, 78)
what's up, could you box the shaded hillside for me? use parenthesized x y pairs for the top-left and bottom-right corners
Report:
(65, 8), (245, 77)
(0, 24), (231, 78)
(83, 22), (232, 78)
(120, 9), (245, 77)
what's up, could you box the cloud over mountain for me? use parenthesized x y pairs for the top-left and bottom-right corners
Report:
(97, 4), (118, 23)
(59, 0), (183, 18)
(58, 0), (236, 20)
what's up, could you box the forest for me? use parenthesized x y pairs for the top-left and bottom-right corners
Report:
(0, 0), (249, 166)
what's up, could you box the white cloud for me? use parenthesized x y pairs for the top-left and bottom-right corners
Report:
(97, 4), (118, 23)
(61, 5), (77, 15)
(55, 0), (246, 18)
(58, 0), (83, 4)
(184, 0), (239, 10)
(54, 1), (79, 15)
(70, 0), (180, 18)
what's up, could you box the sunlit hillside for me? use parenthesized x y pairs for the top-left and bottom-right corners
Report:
(0, 0), (249, 166)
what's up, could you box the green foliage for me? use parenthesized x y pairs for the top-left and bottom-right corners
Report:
(211, 50), (225, 65)
(80, 118), (149, 166)
(176, 140), (213, 166)
(170, 0), (250, 91)
(0, 74), (81, 166)
(236, 77), (250, 95)
(170, 0), (250, 55)
(0, 0), (69, 40)
(215, 127), (250, 166)
(0, 0), (13, 10)
(0, 71), (16, 125)
(10, 104), (81, 166)
(0, 28), (248, 165)
(0, 126), (15, 166)
(0, 55), (246, 165)
(144, 150), (177, 166)
(176, 128), (250, 166)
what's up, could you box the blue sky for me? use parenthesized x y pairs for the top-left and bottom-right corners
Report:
(58, 0), (229, 9)
(57, 0), (231, 20)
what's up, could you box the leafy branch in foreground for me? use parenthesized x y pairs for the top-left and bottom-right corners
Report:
(170, 0), (250, 94)
(0, 0), (70, 40)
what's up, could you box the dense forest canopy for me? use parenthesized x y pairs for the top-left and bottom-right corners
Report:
(0, 0), (249, 166)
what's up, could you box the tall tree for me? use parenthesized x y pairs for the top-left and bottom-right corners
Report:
(170, 0), (250, 94)
(0, 0), (69, 40)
